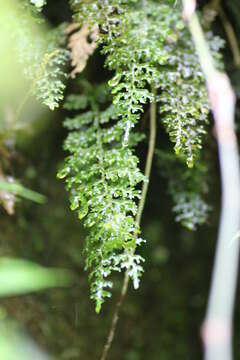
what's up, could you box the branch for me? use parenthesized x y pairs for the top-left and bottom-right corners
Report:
(100, 88), (157, 360)
(182, 1), (240, 359)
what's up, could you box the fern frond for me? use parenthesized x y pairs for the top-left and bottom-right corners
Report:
(156, 149), (211, 230)
(34, 47), (69, 110)
(11, 5), (69, 110)
(71, 1), (223, 165)
(58, 82), (145, 312)
(157, 8), (224, 166)
(71, 1), (173, 144)
(58, 1), (224, 311)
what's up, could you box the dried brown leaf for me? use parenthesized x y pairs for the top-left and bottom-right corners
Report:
(66, 23), (99, 78)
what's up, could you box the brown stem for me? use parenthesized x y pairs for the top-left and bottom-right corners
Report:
(100, 273), (129, 360)
(100, 88), (157, 360)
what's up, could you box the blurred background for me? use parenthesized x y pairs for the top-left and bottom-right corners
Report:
(1, 0), (240, 359)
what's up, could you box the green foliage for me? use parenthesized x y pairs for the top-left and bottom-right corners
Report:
(34, 46), (69, 110)
(57, 0), (224, 310)
(0, 0), (223, 313)
(158, 27), (224, 166)
(58, 81), (145, 312)
(9, 3), (69, 110)
(70, 0), (223, 165)
(0, 179), (46, 204)
(158, 29), (209, 167)
(104, 1), (170, 144)
(0, 0), (234, 357)
(156, 149), (211, 230)
(0, 258), (72, 297)
(72, 0), (170, 143)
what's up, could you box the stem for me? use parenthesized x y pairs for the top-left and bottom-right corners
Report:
(209, 0), (240, 68)
(100, 273), (129, 360)
(182, 1), (240, 359)
(218, 5), (240, 68)
(136, 88), (157, 227)
(100, 88), (157, 360)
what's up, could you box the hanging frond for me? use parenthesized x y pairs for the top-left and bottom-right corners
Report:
(156, 149), (211, 230)
(9, 4), (70, 110)
(158, 22), (224, 166)
(58, 81), (145, 312)
(58, 0), (224, 311)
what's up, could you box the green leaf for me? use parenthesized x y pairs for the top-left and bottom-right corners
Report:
(78, 196), (89, 219)
(0, 258), (73, 297)
(0, 180), (46, 204)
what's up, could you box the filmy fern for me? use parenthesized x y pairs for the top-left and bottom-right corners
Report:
(10, 3), (69, 110)
(58, 81), (145, 312)
(58, 0), (223, 310)
(71, 0), (172, 143)
(158, 23), (224, 166)
(156, 149), (211, 230)
(71, 0), (223, 164)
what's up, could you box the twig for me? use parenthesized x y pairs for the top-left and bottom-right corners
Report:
(218, 5), (240, 68)
(100, 88), (157, 360)
(100, 273), (129, 360)
(182, 1), (240, 359)
(208, 0), (240, 68)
